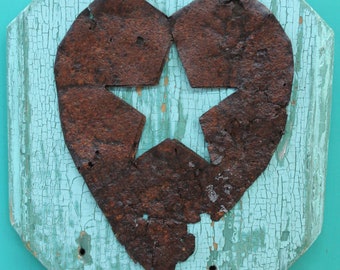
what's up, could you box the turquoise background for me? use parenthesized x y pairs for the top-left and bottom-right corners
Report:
(0, 0), (338, 269)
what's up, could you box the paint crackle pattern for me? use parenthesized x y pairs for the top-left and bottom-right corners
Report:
(54, 0), (293, 269)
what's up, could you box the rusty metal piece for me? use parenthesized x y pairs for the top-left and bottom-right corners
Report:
(99, 139), (209, 269)
(54, 0), (294, 269)
(55, 0), (172, 88)
(171, 0), (294, 90)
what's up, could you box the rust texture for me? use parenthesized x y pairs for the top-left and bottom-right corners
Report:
(54, 0), (294, 269)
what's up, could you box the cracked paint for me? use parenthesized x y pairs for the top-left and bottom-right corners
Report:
(7, 0), (333, 269)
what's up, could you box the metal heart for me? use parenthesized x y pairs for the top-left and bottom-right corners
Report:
(54, 0), (294, 269)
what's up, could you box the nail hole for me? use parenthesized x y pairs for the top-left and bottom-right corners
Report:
(136, 36), (145, 46)
(209, 266), (217, 270)
(79, 247), (86, 256)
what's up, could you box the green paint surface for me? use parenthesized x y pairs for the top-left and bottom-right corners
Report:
(2, 0), (339, 269)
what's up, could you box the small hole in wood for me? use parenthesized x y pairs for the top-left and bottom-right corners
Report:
(79, 247), (86, 256)
(209, 266), (217, 270)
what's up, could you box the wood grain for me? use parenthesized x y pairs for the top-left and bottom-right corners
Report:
(7, 0), (334, 269)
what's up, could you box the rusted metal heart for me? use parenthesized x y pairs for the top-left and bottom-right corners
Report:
(54, 0), (294, 269)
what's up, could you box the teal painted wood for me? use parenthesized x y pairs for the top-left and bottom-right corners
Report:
(7, 0), (334, 269)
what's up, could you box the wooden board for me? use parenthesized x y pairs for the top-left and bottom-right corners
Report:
(7, 0), (334, 269)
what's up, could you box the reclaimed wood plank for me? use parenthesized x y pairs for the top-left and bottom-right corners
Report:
(7, 0), (334, 269)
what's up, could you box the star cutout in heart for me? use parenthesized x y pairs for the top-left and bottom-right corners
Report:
(110, 45), (237, 159)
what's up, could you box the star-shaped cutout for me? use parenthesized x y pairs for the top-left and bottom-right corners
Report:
(110, 46), (236, 160)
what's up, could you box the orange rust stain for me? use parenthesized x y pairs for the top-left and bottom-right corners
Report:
(213, 242), (218, 250)
(164, 76), (169, 86)
(25, 241), (33, 252)
(299, 16), (303, 24)
(136, 86), (143, 96)
(161, 103), (166, 112)
(211, 221), (215, 227)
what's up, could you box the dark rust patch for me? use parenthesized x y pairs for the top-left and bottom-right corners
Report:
(54, 0), (294, 269)
(55, 0), (172, 88)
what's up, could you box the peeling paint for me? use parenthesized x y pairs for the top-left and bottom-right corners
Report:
(76, 231), (93, 265)
(7, 0), (333, 269)
(164, 76), (169, 86)
(136, 86), (143, 96)
(161, 103), (166, 113)
(299, 16), (303, 24)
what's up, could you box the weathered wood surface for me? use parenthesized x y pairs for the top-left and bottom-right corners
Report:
(7, 0), (334, 269)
